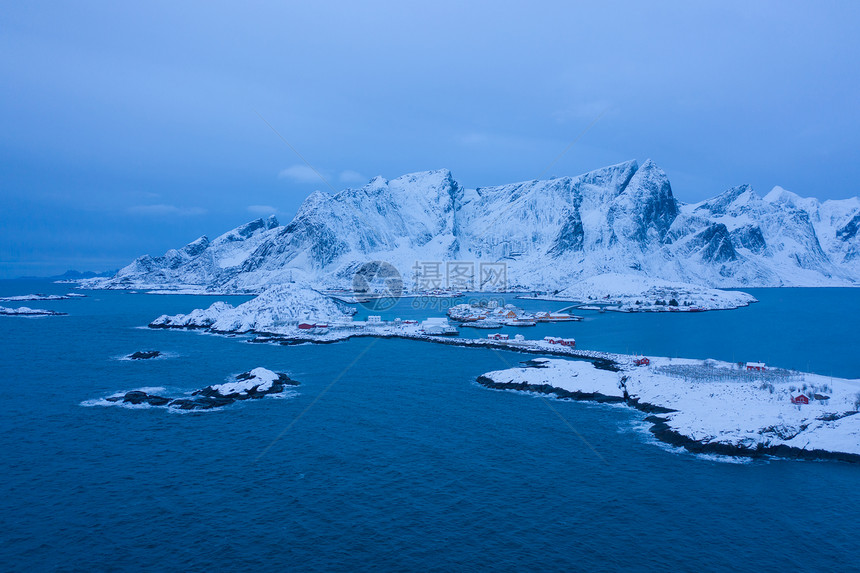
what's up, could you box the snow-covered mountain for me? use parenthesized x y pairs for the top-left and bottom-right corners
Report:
(89, 160), (860, 292)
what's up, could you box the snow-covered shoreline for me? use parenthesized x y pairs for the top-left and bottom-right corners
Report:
(517, 273), (757, 312)
(478, 357), (860, 462)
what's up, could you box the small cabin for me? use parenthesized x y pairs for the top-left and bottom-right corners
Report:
(514, 334), (525, 341)
(791, 394), (809, 405)
(367, 315), (382, 324)
(559, 338), (576, 347)
(544, 336), (560, 344)
(297, 322), (315, 330)
(488, 333), (509, 341)
(634, 357), (650, 366)
(746, 362), (767, 371)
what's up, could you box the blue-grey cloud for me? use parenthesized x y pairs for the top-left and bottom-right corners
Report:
(278, 165), (325, 184)
(247, 205), (278, 216)
(127, 205), (206, 216)
(339, 170), (367, 184)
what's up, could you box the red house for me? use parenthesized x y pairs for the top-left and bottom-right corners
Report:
(634, 357), (650, 366)
(746, 362), (767, 371)
(791, 394), (809, 405)
(297, 322), (315, 330)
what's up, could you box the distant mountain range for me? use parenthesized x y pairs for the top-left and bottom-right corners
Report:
(87, 160), (860, 292)
(21, 269), (117, 281)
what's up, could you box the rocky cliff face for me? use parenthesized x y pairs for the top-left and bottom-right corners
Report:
(89, 161), (860, 292)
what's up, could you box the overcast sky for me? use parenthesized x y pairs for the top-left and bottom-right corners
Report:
(2, 1), (859, 278)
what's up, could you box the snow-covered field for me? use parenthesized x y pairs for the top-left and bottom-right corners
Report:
(480, 357), (860, 459)
(518, 273), (757, 311)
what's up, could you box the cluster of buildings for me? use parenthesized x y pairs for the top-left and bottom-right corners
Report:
(542, 336), (577, 347)
(447, 302), (579, 327)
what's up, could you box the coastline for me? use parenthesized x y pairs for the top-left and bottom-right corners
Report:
(476, 371), (860, 464)
(148, 319), (860, 463)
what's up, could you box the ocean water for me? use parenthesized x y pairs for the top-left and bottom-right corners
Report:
(1, 280), (859, 572)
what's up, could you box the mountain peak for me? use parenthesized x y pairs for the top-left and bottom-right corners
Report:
(608, 158), (678, 243)
(764, 185), (812, 208)
(367, 175), (388, 189)
(390, 168), (455, 186)
(696, 184), (759, 215)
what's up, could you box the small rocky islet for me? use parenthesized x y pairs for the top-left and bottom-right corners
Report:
(128, 350), (162, 360)
(105, 367), (298, 410)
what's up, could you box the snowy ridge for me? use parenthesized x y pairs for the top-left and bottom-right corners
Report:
(95, 215), (281, 292)
(479, 357), (860, 460)
(86, 161), (860, 292)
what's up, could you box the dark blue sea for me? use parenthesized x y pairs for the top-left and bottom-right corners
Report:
(1, 281), (859, 572)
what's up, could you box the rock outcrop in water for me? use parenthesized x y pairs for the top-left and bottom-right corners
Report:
(102, 368), (298, 410)
(128, 350), (162, 360)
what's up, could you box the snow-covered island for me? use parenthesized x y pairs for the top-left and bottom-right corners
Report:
(149, 283), (355, 334)
(98, 367), (298, 410)
(478, 357), (860, 462)
(0, 306), (67, 317)
(0, 293), (86, 302)
(518, 273), (757, 312)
